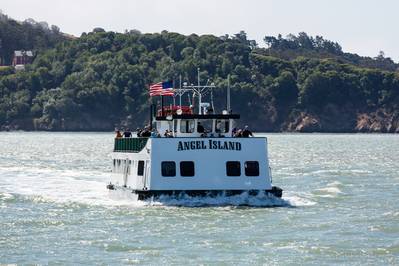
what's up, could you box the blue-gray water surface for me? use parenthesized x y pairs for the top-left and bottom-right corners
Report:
(0, 132), (398, 265)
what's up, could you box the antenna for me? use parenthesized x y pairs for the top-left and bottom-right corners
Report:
(210, 83), (215, 113)
(179, 74), (182, 107)
(227, 75), (231, 112)
(197, 68), (201, 114)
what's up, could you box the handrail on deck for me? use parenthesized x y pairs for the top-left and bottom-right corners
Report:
(114, 137), (149, 153)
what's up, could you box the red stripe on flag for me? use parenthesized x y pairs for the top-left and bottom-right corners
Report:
(149, 82), (174, 96)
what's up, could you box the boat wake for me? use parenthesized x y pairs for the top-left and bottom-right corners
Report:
(108, 189), (317, 208)
(0, 165), (314, 208)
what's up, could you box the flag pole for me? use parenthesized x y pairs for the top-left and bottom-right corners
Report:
(161, 95), (164, 117)
(173, 80), (176, 106)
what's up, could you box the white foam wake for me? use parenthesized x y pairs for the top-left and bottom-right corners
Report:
(313, 181), (343, 198)
(0, 166), (313, 208)
(130, 192), (289, 207)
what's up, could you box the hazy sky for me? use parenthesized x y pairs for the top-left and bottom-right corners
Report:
(2, 0), (398, 61)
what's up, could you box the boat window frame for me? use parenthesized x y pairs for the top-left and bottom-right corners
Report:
(226, 161), (241, 176)
(244, 161), (259, 176)
(180, 161), (195, 177)
(161, 161), (176, 177)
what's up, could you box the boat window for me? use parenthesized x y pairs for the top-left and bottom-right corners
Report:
(180, 161), (195, 176)
(226, 161), (241, 176)
(245, 161), (259, 176)
(198, 120), (212, 134)
(168, 121), (173, 131)
(161, 161), (176, 177)
(216, 120), (229, 133)
(137, 160), (145, 176)
(180, 120), (195, 133)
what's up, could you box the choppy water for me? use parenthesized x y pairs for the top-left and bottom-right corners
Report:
(0, 132), (398, 265)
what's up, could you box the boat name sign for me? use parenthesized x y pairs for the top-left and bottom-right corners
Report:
(177, 140), (242, 151)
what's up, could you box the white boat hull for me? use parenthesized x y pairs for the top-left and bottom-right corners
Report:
(109, 137), (282, 197)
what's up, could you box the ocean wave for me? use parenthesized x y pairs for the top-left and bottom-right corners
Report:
(283, 192), (317, 206)
(313, 181), (344, 198)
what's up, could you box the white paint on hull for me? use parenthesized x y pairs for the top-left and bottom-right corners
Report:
(110, 137), (272, 191)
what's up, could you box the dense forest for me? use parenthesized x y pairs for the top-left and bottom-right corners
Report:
(0, 13), (398, 132)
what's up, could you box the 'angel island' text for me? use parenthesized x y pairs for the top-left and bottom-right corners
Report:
(177, 140), (242, 151)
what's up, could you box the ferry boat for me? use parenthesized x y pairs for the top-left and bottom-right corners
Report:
(107, 74), (282, 200)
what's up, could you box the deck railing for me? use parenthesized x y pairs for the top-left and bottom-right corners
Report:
(114, 137), (149, 153)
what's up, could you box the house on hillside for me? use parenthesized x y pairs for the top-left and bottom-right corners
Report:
(12, 50), (34, 70)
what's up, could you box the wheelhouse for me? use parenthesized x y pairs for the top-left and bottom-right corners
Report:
(154, 112), (240, 138)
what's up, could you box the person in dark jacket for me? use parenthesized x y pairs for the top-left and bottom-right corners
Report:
(140, 126), (151, 137)
(242, 126), (253, 137)
(197, 122), (205, 133)
(123, 128), (132, 138)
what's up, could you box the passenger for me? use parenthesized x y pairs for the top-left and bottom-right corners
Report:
(232, 127), (238, 136)
(141, 127), (151, 137)
(197, 122), (205, 133)
(115, 130), (122, 138)
(164, 130), (169, 138)
(163, 130), (173, 138)
(216, 121), (222, 133)
(151, 129), (160, 138)
(136, 127), (142, 137)
(123, 128), (132, 138)
(235, 129), (243, 138)
(242, 125), (253, 138)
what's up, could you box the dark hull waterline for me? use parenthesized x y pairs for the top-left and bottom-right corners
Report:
(107, 184), (283, 200)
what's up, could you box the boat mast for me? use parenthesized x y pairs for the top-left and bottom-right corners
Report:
(173, 70), (215, 114)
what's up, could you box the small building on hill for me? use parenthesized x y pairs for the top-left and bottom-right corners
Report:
(12, 50), (34, 70)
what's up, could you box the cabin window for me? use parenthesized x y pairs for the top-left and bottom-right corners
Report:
(245, 161), (259, 176)
(226, 161), (241, 176)
(180, 120), (195, 133)
(162, 161), (176, 177)
(180, 161), (195, 176)
(137, 160), (145, 176)
(216, 120), (229, 133)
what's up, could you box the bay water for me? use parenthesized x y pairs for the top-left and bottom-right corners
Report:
(0, 132), (398, 265)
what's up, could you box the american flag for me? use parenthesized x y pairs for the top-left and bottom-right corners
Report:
(149, 81), (174, 96)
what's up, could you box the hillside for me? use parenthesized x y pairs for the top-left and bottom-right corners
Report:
(0, 16), (398, 132)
